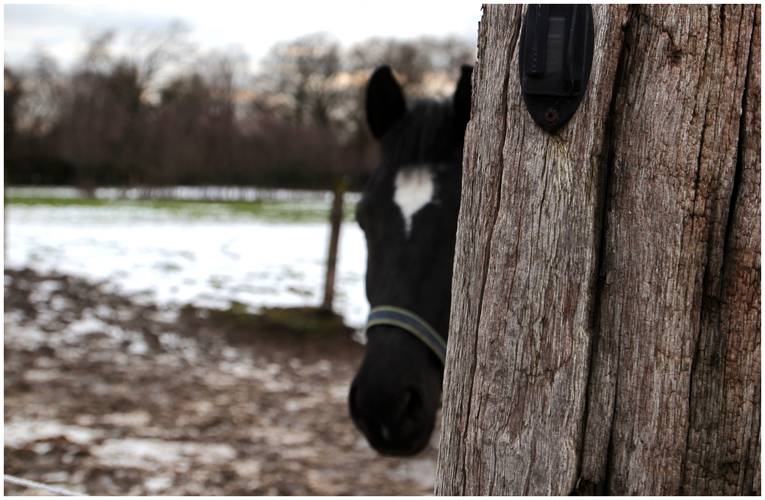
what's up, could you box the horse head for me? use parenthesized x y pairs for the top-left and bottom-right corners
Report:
(349, 65), (472, 456)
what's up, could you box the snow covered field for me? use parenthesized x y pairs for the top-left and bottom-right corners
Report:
(5, 189), (369, 328)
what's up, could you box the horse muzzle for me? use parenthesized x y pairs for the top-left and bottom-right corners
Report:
(348, 310), (445, 456)
(349, 377), (435, 456)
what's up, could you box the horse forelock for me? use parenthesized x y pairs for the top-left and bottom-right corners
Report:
(379, 99), (458, 168)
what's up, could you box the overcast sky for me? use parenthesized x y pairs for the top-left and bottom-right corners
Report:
(4, 2), (483, 73)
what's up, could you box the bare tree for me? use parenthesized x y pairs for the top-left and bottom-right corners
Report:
(81, 29), (117, 75)
(12, 49), (65, 135)
(4, 67), (23, 147)
(260, 32), (342, 129)
(346, 35), (475, 97)
(196, 46), (249, 117)
(127, 19), (193, 98)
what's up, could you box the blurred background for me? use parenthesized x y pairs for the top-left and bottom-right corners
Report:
(4, 1), (481, 496)
(4, 1), (479, 191)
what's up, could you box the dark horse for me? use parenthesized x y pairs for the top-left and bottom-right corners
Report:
(349, 65), (472, 456)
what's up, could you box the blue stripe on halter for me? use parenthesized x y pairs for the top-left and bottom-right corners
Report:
(363, 306), (447, 365)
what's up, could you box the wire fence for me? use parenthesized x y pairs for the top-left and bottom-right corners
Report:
(4, 474), (88, 496)
(6, 185), (363, 204)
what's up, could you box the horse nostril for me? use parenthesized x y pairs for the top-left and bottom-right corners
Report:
(399, 388), (422, 420)
(389, 387), (425, 436)
(393, 389), (413, 421)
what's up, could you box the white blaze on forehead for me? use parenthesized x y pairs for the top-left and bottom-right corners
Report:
(394, 166), (435, 236)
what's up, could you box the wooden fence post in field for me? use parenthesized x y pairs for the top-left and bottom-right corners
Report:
(320, 178), (347, 313)
(436, 4), (760, 495)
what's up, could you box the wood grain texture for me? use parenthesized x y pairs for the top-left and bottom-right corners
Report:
(436, 4), (629, 495)
(594, 5), (757, 494)
(436, 5), (760, 496)
(682, 5), (761, 495)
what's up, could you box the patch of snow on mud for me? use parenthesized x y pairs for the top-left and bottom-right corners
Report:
(4, 420), (105, 448)
(90, 438), (238, 468)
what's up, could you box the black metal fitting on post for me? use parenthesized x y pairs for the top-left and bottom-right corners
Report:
(519, 4), (595, 132)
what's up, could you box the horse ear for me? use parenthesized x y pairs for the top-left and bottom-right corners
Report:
(453, 65), (473, 135)
(366, 66), (406, 139)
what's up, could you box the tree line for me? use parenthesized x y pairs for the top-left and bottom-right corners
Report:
(4, 24), (475, 193)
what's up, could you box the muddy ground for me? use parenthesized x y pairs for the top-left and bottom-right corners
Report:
(4, 268), (440, 495)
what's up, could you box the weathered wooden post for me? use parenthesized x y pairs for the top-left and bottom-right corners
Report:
(436, 4), (760, 495)
(320, 177), (347, 313)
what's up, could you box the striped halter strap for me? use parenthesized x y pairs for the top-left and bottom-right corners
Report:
(362, 305), (447, 364)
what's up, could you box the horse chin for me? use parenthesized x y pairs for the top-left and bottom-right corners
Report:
(350, 399), (437, 457)
(369, 422), (435, 457)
